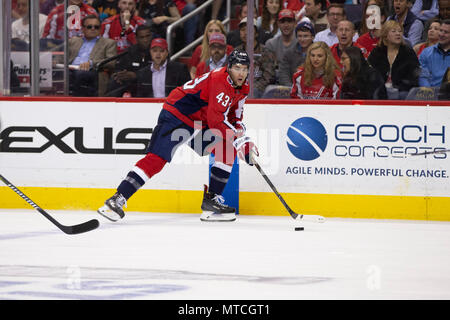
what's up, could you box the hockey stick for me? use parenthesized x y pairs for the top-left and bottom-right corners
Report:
(251, 158), (325, 223)
(409, 149), (450, 156)
(0, 174), (99, 235)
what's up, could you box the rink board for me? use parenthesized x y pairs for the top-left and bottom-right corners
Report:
(0, 98), (449, 221)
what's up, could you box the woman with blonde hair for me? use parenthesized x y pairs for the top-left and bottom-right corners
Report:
(189, 19), (234, 78)
(291, 41), (342, 99)
(367, 20), (420, 99)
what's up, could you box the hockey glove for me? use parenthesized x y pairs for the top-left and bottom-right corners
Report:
(233, 135), (259, 166)
(234, 121), (246, 138)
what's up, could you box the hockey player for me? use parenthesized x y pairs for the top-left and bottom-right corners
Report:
(98, 49), (258, 222)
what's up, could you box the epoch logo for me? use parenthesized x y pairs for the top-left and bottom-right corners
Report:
(287, 117), (328, 161)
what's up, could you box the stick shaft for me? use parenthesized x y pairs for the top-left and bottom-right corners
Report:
(253, 161), (298, 219)
(0, 174), (99, 234)
(410, 149), (450, 156)
(251, 156), (325, 223)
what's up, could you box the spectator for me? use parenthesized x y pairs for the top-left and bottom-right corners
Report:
(106, 25), (153, 96)
(387, 0), (424, 46)
(227, 2), (258, 47)
(10, 61), (21, 92)
(135, 38), (190, 97)
(438, 0), (450, 20)
(253, 46), (278, 98)
(12, 0), (48, 43)
(291, 41), (343, 99)
(438, 66), (450, 99)
(340, 46), (387, 99)
(265, 9), (297, 63)
(101, 0), (146, 53)
(68, 15), (118, 96)
(227, 4), (247, 48)
(257, 0), (282, 44)
(92, 0), (119, 22)
(138, 0), (180, 39)
(10, 0), (19, 21)
(195, 33), (228, 77)
(189, 20), (234, 79)
(282, 0), (305, 15)
(359, 0), (386, 35)
(42, 0), (98, 39)
(314, 4), (358, 47)
(235, 17), (265, 84)
(40, 0), (64, 16)
(303, 0), (329, 33)
(279, 20), (315, 86)
(411, 0), (438, 22)
(418, 19), (450, 87)
(172, 0), (199, 45)
(210, 0), (226, 21)
(356, 1), (388, 55)
(368, 20), (420, 99)
(331, 20), (368, 68)
(414, 18), (441, 56)
(235, 17), (259, 48)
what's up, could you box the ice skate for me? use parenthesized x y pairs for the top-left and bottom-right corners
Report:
(97, 192), (127, 222)
(200, 185), (236, 222)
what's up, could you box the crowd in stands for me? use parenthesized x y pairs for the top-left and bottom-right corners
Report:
(8, 0), (450, 100)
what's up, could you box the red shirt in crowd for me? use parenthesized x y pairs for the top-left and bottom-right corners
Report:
(173, 0), (187, 14)
(415, 43), (428, 57)
(42, 3), (98, 39)
(355, 32), (380, 56)
(291, 67), (342, 99)
(101, 14), (146, 53)
(330, 42), (369, 68)
(282, 0), (305, 13)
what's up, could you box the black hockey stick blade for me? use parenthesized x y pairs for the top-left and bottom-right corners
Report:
(0, 174), (99, 235)
(409, 149), (450, 156)
(252, 158), (325, 223)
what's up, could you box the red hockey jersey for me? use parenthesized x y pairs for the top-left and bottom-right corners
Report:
(291, 67), (342, 99)
(42, 3), (98, 39)
(330, 42), (369, 68)
(101, 14), (145, 53)
(355, 32), (380, 56)
(163, 67), (249, 142)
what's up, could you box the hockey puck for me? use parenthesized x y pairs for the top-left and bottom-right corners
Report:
(294, 227), (304, 231)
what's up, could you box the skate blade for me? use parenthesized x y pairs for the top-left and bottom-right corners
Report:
(200, 212), (236, 222)
(97, 205), (122, 222)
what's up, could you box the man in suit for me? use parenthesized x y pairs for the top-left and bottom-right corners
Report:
(68, 15), (118, 96)
(135, 38), (190, 97)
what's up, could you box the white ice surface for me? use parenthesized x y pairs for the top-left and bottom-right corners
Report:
(0, 209), (449, 300)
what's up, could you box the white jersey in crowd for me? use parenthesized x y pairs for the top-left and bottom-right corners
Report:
(11, 14), (47, 43)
